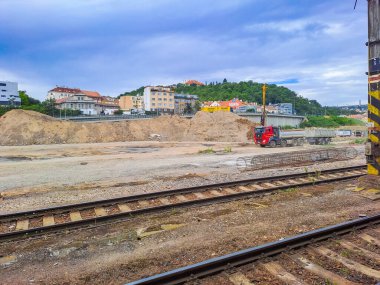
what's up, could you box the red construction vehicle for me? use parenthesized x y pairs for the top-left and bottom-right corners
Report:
(253, 126), (335, 147)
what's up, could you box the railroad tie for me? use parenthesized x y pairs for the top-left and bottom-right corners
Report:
(359, 233), (380, 246)
(286, 179), (300, 185)
(338, 240), (380, 263)
(210, 190), (224, 196)
(158, 198), (171, 205)
(194, 192), (207, 200)
(15, 219), (29, 231)
(118, 203), (132, 212)
(224, 188), (238, 194)
(238, 186), (252, 192)
(317, 175), (328, 180)
(228, 272), (255, 285)
(137, 200), (150, 208)
(176, 195), (189, 202)
(43, 216), (55, 227)
(290, 254), (358, 285)
(249, 184), (265, 190)
(274, 181), (288, 186)
(261, 261), (305, 285)
(263, 183), (276, 188)
(297, 178), (310, 183)
(311, 246), (380, 279)
(94, 207), (107, 217)
(70, 211), (83, 222)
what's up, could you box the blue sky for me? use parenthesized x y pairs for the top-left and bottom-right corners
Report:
(0, 0), (368, 105)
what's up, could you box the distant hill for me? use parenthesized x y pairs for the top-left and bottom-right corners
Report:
(119, 81), (360, 116)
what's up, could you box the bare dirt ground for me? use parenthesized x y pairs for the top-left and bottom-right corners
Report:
(0, 140), (364, 213)
(0, 139), (372, 285)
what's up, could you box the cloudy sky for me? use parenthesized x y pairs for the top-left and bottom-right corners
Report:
(0, 0), (368, 105)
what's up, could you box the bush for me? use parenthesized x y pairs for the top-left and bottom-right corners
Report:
(300, 116), (364, 128)
(113, 109), (123, 115)
(198, 147), (215, 154)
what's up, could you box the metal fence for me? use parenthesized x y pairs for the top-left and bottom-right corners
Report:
(53, 114), (158, 122)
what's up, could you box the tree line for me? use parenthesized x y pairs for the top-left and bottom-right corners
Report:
(119, 81), (361, 116)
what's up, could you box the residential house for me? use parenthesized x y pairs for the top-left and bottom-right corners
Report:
(49, 86), (119, 115)
(55, 92), (98, 115)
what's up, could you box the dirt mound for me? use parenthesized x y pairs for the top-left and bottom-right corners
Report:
(0, 110), (256, 145)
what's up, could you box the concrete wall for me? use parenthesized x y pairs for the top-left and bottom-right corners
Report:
(238, 113), (305, 127)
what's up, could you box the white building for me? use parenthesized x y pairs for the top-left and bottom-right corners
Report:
(0, 81), (21, 106)
(49, 86), (119, 115)
(55, 94), (98, 115)
(47, 87), (82, 100)
(144, 86), (174, 114)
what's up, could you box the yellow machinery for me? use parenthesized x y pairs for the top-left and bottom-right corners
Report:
(260, 84), (267, 126)
(366, 0), (380, 175)
(201, 106), (231, 113)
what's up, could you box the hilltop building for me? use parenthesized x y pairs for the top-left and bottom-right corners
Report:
(0, 81), (21, 106)
(185, 80), (204, 86)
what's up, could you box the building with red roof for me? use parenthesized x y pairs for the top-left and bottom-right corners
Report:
(185, 80), (205, 86)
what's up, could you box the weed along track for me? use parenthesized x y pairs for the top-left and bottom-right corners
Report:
(0, 165), (366, 242)
(128, 214), (380, 285)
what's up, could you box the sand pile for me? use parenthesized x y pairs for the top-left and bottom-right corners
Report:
(0, 110), (256, 145)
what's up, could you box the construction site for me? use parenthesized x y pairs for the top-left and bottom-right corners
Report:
(1, 1), (380, 285)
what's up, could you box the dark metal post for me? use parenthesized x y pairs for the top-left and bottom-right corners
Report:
(367, 0), (380, 175)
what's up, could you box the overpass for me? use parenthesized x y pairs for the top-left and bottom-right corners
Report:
(238, 113), (305, 128)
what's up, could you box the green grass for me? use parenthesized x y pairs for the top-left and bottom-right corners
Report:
(351, 138), (366, 144)
(224, 146), (232, 153)
(198, 147), (216, 154)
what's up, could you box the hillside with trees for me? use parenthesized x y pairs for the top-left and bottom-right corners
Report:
(120, 81), (360, 116)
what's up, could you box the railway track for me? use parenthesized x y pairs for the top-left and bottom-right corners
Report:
(128, 213), (380, 285)
(0, 165), (366, 242)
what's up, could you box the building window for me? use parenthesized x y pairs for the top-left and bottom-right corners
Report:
(152, 103), (155, 106)
(152, 98), (155, 101)
(158, 98), (162, 101)
(164, 98), (167, 101)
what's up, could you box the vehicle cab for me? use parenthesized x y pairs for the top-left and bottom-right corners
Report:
(253, 126), (279, 147)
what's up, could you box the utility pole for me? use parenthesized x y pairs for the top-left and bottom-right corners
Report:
(367, 0), (380, 176)
(261, 84), (267, 126)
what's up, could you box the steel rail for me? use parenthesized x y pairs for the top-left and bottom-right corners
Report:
(127, 213), (380, 285)
(0, 164), (366, 221)
(0, 165), (366, 242)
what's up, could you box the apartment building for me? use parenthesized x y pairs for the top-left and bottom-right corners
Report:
(119, 94), (144, 111)
(0, 81), (21, 106)
(144, 86), (174, 114)
(174, 94), (198, 114)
